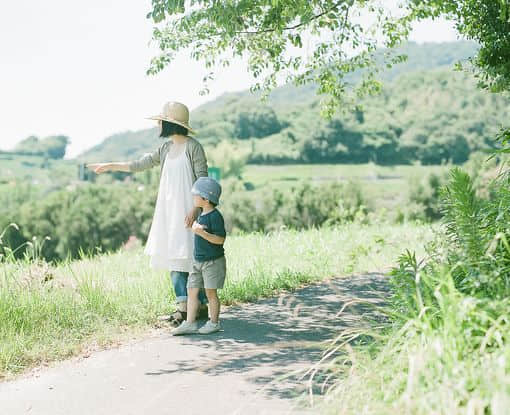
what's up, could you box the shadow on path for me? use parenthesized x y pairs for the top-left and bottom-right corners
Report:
(146, 273), (390, 402)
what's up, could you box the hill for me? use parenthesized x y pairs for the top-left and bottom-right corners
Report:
(78, 41), (507, 165)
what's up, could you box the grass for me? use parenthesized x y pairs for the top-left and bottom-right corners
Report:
(318, 272), (510, 415)
(0, 223), (434, 379)
(243, 163), (448, 186)
(311, 165), (510, 414)
(243, 163), (449, 209)
(244, 163), (446, 182)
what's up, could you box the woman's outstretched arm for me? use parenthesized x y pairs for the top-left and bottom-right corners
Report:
(86, 162), (131, 174)
(87, 145), (163, 174)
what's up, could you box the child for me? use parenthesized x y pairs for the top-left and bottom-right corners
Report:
(172, 177), (226, 335)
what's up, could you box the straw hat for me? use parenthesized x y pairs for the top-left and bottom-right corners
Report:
(147, 102), (196, 135)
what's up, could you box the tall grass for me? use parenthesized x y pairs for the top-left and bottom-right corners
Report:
(318, 168), (510, 414)
(320, 272), (510, 414)
(0, 223), (433, 378)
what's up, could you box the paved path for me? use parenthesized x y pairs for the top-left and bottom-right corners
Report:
(0, 274), (388, 415)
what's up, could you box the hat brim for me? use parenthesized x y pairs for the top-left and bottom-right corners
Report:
(146, 115), (196, 135)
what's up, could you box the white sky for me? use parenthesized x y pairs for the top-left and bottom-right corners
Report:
(0, 1), (461, 157)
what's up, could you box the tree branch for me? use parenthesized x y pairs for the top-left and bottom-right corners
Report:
(229, 1), (347, 36)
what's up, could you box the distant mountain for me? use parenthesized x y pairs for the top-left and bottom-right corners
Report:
(79, 128), (160, 162)
(79, 41), (493, 165)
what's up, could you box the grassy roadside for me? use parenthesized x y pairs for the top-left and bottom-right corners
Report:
(320, 295), (510, 414)
(0, 223), (434, 379)
(316, 168), (510, 414)
(318, 269), (510, 415)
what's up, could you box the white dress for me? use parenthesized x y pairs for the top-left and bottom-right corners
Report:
(144, 143), (194, 272)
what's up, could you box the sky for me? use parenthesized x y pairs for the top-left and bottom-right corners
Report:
(0, 1), (461, 158)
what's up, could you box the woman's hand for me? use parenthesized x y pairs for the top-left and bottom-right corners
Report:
(86, 163), (113, 174)
(184, 207), (200, 228)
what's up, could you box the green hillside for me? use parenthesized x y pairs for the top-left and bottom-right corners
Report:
(78, 41), (507, 165)
(79, 128), (160, 162)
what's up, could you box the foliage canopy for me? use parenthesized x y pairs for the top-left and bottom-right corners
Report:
(408, 0), (510, 93)
(146, 0), (510, 108)
(13, 135), (70, 160)
(147, 0), (410, 115)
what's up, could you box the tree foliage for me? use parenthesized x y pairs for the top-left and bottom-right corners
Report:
(14, 135), (70, 160)
(146, 1), (510, 111)
(408, 0), (510, 93)
(0, 179), (369, 261)
(210, 69), (509, 165)
(235, 105), (284, 139)
(147, 0), (411, 115)
(82, 43), (510, 167)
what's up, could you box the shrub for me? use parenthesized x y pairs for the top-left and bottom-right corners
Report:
(221, 180), (369, 233)
(207, 140), (249, 179)
(3, 184), (155, 262)
(2, 178), (371, 262)
(392, 166), (510, 315)
(407, 171), (449, 222)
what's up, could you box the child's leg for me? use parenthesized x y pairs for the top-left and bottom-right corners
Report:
(186, 288), (200, 323)
(205, 289), (220, 323)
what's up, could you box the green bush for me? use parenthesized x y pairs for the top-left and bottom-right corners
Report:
(221, 180), (369, 233)
(207, 140), (249, 179)
(392, 166), (510, 317)
(372, 165), (510, 411)
(1, 179), (370, 262)
(404, 153), (506, 223)
(406, 171), (449, 222)
(13, 135), (70, 159)
(0, 184), (40, 259)
(2, 184), (155, 262)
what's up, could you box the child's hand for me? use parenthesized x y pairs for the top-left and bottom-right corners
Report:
(191, 221), (206, 234)
(184, 208), (199, 228)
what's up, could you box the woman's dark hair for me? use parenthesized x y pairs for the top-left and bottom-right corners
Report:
(160, 120), (188, 137)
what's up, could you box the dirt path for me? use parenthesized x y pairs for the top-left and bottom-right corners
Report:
(0, 274), (388, 415)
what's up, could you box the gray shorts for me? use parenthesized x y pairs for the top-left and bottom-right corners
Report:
(188, 256), (227, 289)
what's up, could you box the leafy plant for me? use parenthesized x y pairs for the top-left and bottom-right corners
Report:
(207, 140), (250, 179)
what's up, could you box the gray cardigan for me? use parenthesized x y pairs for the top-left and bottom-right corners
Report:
(127, 137), (208, 182)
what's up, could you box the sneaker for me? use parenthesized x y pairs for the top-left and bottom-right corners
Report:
(198, 320), (221, 335)
(171, 321), (198, 336)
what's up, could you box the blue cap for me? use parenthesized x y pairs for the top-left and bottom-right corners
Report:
(191, 177), (222, 205)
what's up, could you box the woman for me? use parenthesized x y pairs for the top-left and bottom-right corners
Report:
(87, 101), (208, 326)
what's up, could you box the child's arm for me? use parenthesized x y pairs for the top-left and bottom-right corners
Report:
(191, 222), (225, 245)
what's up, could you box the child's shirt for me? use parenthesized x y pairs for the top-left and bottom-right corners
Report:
(194, 208), (226, 262)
